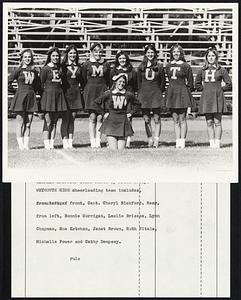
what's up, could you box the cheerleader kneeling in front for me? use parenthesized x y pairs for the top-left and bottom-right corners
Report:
(94, 73), (140, 150)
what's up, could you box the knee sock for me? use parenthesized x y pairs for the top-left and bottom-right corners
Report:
(17, 137), (24, 150)
(23, 136), (29, 150)
(95, 138), (101, 148)
(179, 138), (185, 149)
(49, 139), (54, 149)
(90, 138), (96, 148)
(44, 139), (50, 150)
(63, 139), (69, 149)
(209, 139), (215, 148)
(214, 139), (221, 148)
(68, 139), (73, 148)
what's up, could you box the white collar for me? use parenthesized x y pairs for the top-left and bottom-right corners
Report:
(117, 65), (127, 71)
(68, 60), (76, 66)
(112, 89), (126, 94)
(147, 61), (152, 67)
(89, 55), (104, 64)
(171, 60), (184, 65)
(47, 62), (57, 67)
(208, 64), (217, 69)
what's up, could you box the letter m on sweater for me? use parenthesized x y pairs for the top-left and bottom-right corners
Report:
(92, 65), (103, 77)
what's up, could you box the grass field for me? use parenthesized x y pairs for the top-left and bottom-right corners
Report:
(7, 115), (233, 179)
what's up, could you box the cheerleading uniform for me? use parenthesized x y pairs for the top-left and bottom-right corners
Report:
(94, 90), (140, 137)
(82, 59), (110, 111)
(8, 67), (39, 112)
(62, 62), (84, 110)
(137, 62), (166, 110)
(165, 60), (194, 109)
(195, 65), (232, 114)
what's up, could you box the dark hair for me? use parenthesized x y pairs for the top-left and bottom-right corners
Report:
(140, 44), (158, 71)
(144, 44), (157, 56)
(90, 42), (104, 52)
(62, 44), (79, 65)
(169, 44), (186, 62)
(20, 48), (34, 67)
(44, 47), (61, 66)
(203, 46), (219, 69)
(114, 51), (132, 70)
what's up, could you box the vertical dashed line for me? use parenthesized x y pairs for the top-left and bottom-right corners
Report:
(138, 183), (141, 297)
(24, 183), (27, 297)
(154, 183), (157, 297)
(200, 183), (203, 297)
(216, 183), (218, 297)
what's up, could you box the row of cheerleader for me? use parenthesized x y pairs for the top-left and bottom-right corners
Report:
(8, 43), (232, 150)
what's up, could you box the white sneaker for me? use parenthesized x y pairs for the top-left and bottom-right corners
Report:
(153, 137), (159, 148)
(44, 140), (50, 150)
(209, 139), (215, 148)
(90, 138), (96, 148)
(95, 138), (101, 148)
(68, 139), (73, 149)
(49, 139), (54, 149)
(179, 139), (186, 149)
(214, 139), (221, 149)
(148, 137), (154, 148)
(63, 139), (69, 149)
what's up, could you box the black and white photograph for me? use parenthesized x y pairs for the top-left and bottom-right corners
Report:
(2, 2), (238, 182)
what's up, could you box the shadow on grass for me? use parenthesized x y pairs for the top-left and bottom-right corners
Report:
(129, 141), (233, 149)
(31, 143), (92, 150)
(186, 141), (233, 148)
(30, 141), (233, 150)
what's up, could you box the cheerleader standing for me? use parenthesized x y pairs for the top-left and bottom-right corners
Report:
(110, 51), (137, 148)
(61, 45), (83, 149)
(94, 73), (140, 150)
(82, 42), (110, 148)
(8, 49), (39, 150)
(40, 47), (67, 149)
(165, 45), (194, 148)
(195, 46), (232, 148)
(137, 44), (166, 148)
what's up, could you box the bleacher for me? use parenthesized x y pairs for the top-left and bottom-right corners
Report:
(7, 6), (233, 114)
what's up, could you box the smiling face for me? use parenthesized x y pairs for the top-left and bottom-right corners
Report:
(145, 49), (155, 61)
(115, 77), (126, 91)
(207, 51), (217, 65)
(92, 46), (103, 61)
(22, 51), (32, 67)
(51, 51), (60, 65)
(68, 48), (77, 63)
(118, 54), (127, 67)
(172, 47), (181, 61)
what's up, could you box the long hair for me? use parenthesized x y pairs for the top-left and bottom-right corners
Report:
(140, 44), (158, 71)
(203, 46), (219, 69)
(169, 44), (186, 62)
(44, 47), (61, 66)
(114, 50), (132, 71)
(20, 48), (34, 67)
(62, 44), (79, 66)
